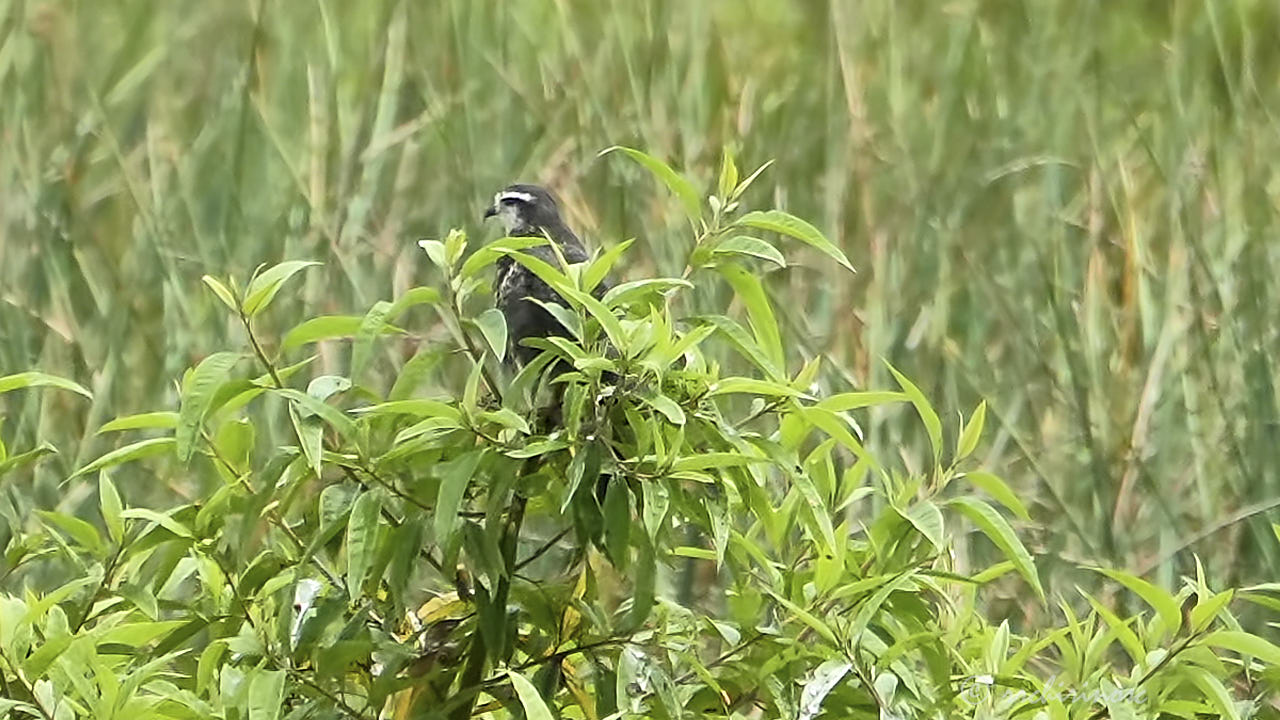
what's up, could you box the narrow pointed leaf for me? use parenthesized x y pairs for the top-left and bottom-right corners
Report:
(346, 491), (382, 593)
(474, 308), (508, 363)
(243, 261), (320, 316)
(435, 451), (484, 547)
(601, 146), (702, 223)
(712, 235), (786, 268)
(98, 412), (179, 434)
(177, 352), (242, 462)
(73, 438), (176, 479)
(885, 361), (943, 463)
(736, 210), (854, 272)
(947, 497), (1043, 601)
(1090, 568), (1182, 639)
(352, 300), (394, 379)
(0, 372), (92, 399)
(507, 670), (556, 720)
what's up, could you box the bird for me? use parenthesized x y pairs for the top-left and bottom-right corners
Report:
(483, 183), (614, 368)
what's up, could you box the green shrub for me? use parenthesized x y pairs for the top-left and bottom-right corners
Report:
(1, 151), (1276, 719)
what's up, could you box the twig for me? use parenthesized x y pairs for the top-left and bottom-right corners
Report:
(515, 527), (572, 570)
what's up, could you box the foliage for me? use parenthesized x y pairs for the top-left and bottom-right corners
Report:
(5, 0), (1280, 593)
(1, 153), (1277, 719)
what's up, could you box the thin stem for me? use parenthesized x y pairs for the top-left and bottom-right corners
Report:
(240, 310), (284, 388)
(515, 526), (572, 571)
(286, 666), (371, 719)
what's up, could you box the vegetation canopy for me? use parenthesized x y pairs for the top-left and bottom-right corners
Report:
(0, 151), (1276, 719)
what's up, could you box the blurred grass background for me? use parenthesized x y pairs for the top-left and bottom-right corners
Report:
(3, 0), (1279, 599)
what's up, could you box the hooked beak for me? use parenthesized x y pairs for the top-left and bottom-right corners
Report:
(483, 204), (498, 221)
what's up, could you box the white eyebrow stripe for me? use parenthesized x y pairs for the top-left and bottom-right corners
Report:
(497, 191), (537, 204)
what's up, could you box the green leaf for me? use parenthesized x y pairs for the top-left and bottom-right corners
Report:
(290, 407), (324, 478)
(435, 451), (484, 548)
(717, 147), (739, 203)
(444, 228), (468, 267)
(849, 572), (917, 642)
(388, 286), (442, 319)
(0, 371), (92, 399)
(527, 298), (583, 340)
(708, 377), (805, 398)
(642, 481), (669, 540)
(816, 391), (909, 412)
(902, 500), (945, 550)
(98, 620), (188, 646)
(99, 473), (125, 544)
(22, 635), (72, 677)
(418, 239), (448, 269)
(770, 592), (838, 646)
(507, 670), (556, 720)
(346, 490), (382, 593)
(698, 314), (782, 380)
(735, 210), (854, 273)
(719, 262), (784, 373)
(1090, 568), (1182, 640)
(462, 357), (484, 412)
(792, 471), (838, 558)
(711, 235), (787, 268)
(459, 235), (549, 278)
(274, 388), (356, 438)
(196, 641), (226, 696)
(733, 159), (775, 200)
(1080, 590), (1145, 664)
(242, 260), (320, 317)
(885, 361), (943, 463)
(389, 347), (444, 400)
(37, 511), (104, 555)
(282, 315), (403, 351)
(584, 238), (635, 292)
(961, 471), (1030, 521)
(98, 412), (179, 434)
(354, 399), (461, 422)
(956, 401), (987, 461)
(0, 701), (39, 717)
(798, 407), (878, 470)
(479, 408), (530, 435)
(474, 308), (508, 363)
(352, 300), (394, 379)
(0, 443), (57, 476)
(1199, 630), (1280, 665)
(600, 146), (702, 223)
(1183, 666), (1241, 720)
(306, 375), (351, 402)
(672, 546), (716, 560)
(1189, 590), (1234, 632)
(201, 275), (239, 312)
(603, 477), (632, 569)
(947, 497), (1043, 601)
(120, 508), (194, 538)
(247, 668), (286, 720)
(670, 453), (767, 472)
(640, 394), (685, 425)
(73, 437), (176, 479)
(628, 534), (656, 628)
(177, 352), (243, 462)
(504, 250), (626, 349)
(601, 278), (694, 308)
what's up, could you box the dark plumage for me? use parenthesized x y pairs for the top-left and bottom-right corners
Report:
(483, 184), (613, 368)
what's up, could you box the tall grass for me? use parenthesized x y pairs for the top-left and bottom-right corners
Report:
(3, 0), (1279, 594)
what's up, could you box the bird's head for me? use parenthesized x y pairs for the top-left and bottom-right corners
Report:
(483, 183), (565, 237)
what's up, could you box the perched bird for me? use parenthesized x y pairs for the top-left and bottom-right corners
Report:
(483, 184), (614, 367)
